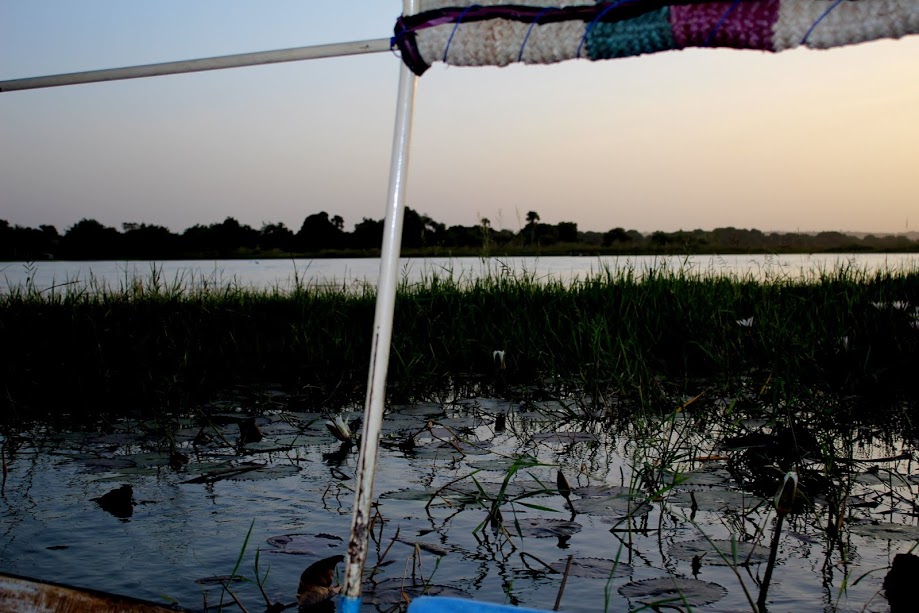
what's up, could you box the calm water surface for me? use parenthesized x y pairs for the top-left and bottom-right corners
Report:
(0, 398), (912, 612)
(4, 254), (919, 293)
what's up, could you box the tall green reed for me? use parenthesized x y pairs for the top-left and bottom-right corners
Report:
(3, 263), (919, 424)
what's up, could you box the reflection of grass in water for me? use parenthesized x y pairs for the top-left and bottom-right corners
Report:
(4, 264), (919, 425)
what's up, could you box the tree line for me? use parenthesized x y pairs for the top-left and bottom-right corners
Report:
(2, 209), (917, 261)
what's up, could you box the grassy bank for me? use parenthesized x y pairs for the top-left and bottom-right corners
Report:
(3, 264), (919, 424)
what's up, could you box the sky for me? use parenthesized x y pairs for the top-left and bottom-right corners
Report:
(2, 1), (918, 236)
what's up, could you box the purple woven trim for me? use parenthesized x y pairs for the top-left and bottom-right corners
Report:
(670, 0), (780, 50)
(393, 0), (787, 75)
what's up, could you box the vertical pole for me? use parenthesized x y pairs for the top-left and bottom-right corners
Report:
(340, 1), (418, 611)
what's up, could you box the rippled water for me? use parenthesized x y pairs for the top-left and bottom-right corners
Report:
(1, 398), (914, 612)
(4, 253), (919, 294)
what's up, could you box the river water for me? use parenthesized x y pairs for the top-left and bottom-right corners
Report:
(3, 253), (919, 294)
(1, 399), (912, 612)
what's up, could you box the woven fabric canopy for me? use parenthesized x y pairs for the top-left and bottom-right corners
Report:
(394, 0), (919, 75)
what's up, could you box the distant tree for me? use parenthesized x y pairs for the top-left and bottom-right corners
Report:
(443, 224), (481, 248)
(331, 215), (345, 231)
(523, 211), (541, 245)
(259, 222), (295, 252)
(603, 227), (631, 246)
(297, 212), (344, 251)
(210, 217), (258, 253)
(180, 217), (258, 255)
(402, 208), (426, 249)
(351, 217), (385, 250)
(557, 221), (578, 243)
(649, 231), (671, 247)
(121, 223), (179, 258)
(61, 218), (121, 259)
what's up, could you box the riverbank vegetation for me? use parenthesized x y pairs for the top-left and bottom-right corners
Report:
(3, 263), (919, 425)
(3, 211), (919, 261)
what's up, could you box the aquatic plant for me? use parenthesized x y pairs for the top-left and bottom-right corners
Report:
(3, 263), (919, 426)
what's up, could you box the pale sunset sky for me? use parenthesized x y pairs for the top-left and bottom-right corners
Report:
(2, 1), (918, 236)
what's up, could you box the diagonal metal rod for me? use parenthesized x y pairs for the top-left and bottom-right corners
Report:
(0, 37), (392, 92)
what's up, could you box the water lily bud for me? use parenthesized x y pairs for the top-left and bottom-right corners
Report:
(774, 471), (798, 516)
(325, 415), (352, 443)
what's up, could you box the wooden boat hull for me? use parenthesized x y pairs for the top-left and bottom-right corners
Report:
(0, 572), (186, 612)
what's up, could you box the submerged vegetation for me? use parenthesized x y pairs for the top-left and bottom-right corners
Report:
(2, 261), (919, 426)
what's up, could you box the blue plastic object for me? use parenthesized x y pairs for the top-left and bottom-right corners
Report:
(408, 596), (555, 612)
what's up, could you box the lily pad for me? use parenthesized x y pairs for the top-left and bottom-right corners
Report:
(266, 533), (343, 555)
(79, 457), (137, 473)
(530, 432), (599, 445)
(510, 518), (582, 538)
(856, 469), (911, 488)
(850, 522), (919, 541)
(548, 557), (633, 579)
(573, 496), (652, 519)
(669, 489), (766, 511)
(379, 487), (443, 502)
(226, 464), (301, 481)
(669, 539), (769, 566)
(619, 577), (727, 607)
(466, 458), (528, 472)
(435, 416), (493, 431)
(572, 485), (633, 499)
(455, 398), (520, 413)
(671, 466), (735, 488)
(368, 577), (469, 605)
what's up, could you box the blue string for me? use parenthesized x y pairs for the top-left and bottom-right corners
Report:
(517, 7), (559, 63)
(577, 0), (632, 59)
(444, 5), (482, 63)
(801, 0), (845, 45)
(703, 0), (742, 47)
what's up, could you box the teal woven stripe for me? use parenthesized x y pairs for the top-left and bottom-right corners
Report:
(585, 7), (676, 60)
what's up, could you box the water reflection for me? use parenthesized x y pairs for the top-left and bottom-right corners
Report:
(0, 394), (916, 612)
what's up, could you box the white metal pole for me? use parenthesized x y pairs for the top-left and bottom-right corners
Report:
(340, 1), (418, 610)
(0, 38), (391, 92)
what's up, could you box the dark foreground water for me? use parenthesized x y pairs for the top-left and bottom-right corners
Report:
(1, 397), (914, 612)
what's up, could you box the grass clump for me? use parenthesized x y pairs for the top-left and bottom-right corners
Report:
(2, 263), (919, 424)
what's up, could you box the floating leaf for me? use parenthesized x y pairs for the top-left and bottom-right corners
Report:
(856, 469), (911, 488)
(226, 465), (300, 481)
(91, 484), (135, 519)
(368, 578), (470, 605)
(466, 458), (524, 472)
(619, 577), (727, 607)
(510, 518), (582, 538)
(669, 489), (765, 511)
(80, 457), (137, 473)
(435, 416), (492, 431)
(530, 432), (598, 445)
(574, 496), (651, 519)
(669, 539), (769, 566)
(548, 557), (633, 579)
(572, 485), (633, 499)
(396, 539), (449, 556)
(671, 466), (735, 488)
(456, 398), (519, 413)
(266, 533), (343, 555)
(297, 554), (344, 607)
(379, 488), (443, 502)
(850, 522), (919, 541)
